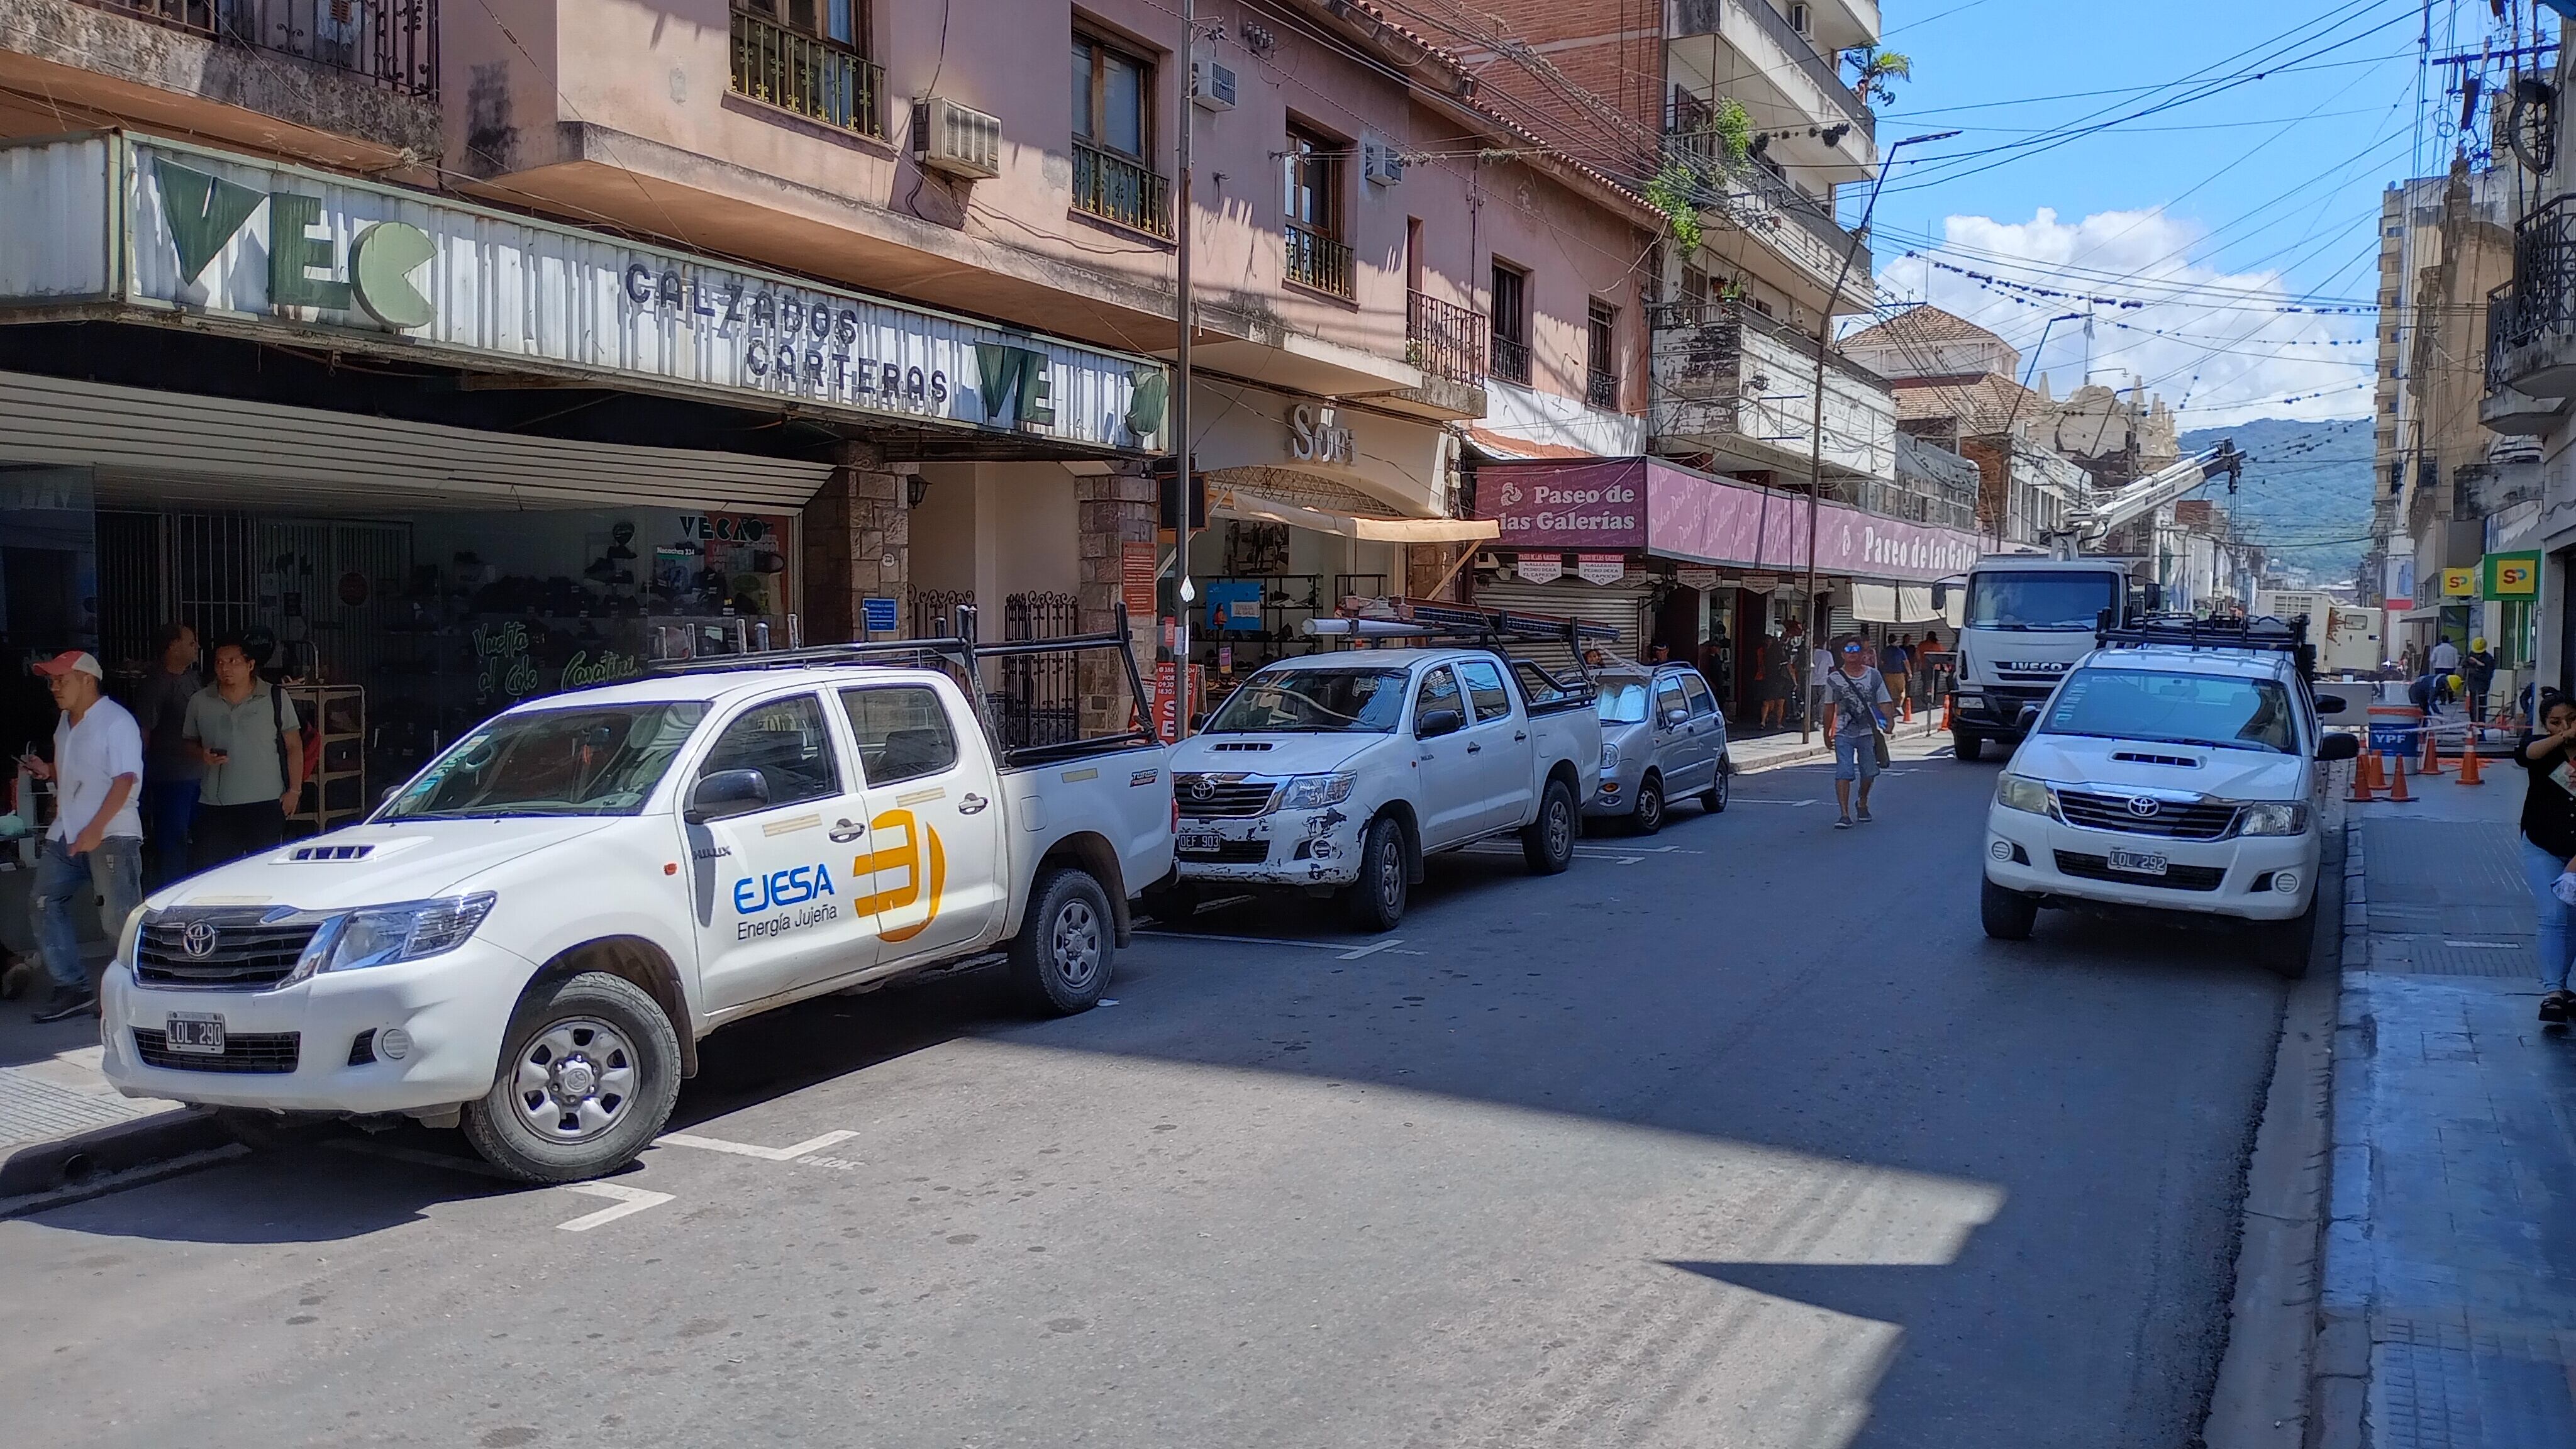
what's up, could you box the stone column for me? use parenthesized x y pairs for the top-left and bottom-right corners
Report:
(800, 438), (906, 643)
(1075, 462), (1158, 733)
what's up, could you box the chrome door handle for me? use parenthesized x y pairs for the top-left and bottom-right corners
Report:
(1465, 743), (1482, 754)
(958, 793), (989, 814)
(1514, 731), (1528, 741)
(828, 819), (866, 842)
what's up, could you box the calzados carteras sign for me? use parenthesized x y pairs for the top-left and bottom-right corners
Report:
(0, 133), (1167, 450)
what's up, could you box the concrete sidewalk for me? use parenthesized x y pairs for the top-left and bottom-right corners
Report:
(2318, 771), (2576, 1446)
(1728, 706), (1948, 774)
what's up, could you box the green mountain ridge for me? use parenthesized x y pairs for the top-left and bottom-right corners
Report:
(2178, 416), (2374, 587)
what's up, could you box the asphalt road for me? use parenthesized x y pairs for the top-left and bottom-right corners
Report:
(0, 743), (2290, 1449)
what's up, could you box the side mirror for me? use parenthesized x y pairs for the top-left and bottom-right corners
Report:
(686, 768), (770, 822)
(1931, 582), (1951, 611)
(2314, 694), (2348, 716)
(1662, 708), (1689, 730)
(1416, 708), (1465, 740)
(2318, 733), (2361, 762)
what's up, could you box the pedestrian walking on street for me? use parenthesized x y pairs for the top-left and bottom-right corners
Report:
(2519, 692), (2576, 1023)
(2463, 636), (2497, 723)
(1822, 638), (1893, 829)
(2429, 636), (2461, 675)
(1879, 634), (1913, 719)
(1759, 626), (1794, 730)
(130, 621), (203, 886)
(23, 650), (144, 1024)
(184, 636), (304, 871)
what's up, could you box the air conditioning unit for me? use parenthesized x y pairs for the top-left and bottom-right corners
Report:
(1789, 3), (1813, 36)
(911, 96), (1002, 180)
(1362, 132), (1404, 186)
(1192, 45), (1237, 112)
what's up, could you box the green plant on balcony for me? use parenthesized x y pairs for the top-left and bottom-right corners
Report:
(1846, 48), (1913, 109)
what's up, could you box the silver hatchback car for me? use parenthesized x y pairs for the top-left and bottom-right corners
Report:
(1585, 663), (1731, 834)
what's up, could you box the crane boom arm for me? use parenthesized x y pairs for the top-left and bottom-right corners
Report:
(2050, 440), (2247, 557)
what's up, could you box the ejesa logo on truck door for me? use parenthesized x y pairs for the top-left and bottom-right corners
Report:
(856, 809), (947, 944)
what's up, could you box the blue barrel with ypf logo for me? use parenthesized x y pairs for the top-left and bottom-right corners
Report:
(2367, 704), (2421, 755)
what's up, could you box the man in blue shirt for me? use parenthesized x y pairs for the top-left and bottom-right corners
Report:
(1879, 635), (1913, 719)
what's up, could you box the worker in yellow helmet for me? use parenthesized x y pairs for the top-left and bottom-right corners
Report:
(2464, 636), (2498, 724)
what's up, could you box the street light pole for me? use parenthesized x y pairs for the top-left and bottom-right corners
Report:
(1172, 0), (1197, 740)
(1799, 129), (1958, 743)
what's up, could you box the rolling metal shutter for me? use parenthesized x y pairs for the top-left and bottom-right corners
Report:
(1468, 579), (1655, 670)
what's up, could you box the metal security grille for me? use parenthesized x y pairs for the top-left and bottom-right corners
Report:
(911, 588), (974, 640)
(1000, 591), (1079, 751)
(257, 521), (411, 682)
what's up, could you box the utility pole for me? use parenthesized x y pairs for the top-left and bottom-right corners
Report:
(1799, 130), (1957, 742)
(1171, 0), (1197, 739)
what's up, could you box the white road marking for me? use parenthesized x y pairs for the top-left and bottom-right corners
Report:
(1138, 929), (1351, 952)
(2441, 940), (2519, 950)
(554, 1182), (674, 1231)
(1335, 938), (1404, 960)
(655, 1129), (859, 1162)
(1729, 799), (1817, 807)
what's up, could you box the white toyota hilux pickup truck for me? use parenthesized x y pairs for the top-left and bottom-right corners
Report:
(1979, 618), (2357, 975)
(1155, 645), (1602, 930)
(99, 633), (1172, 1182)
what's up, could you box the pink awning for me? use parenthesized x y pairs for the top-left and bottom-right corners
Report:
(1476, 457), (1983, 585)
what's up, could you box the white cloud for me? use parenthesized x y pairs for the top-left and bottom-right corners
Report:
(1872, 207), (2375, 426)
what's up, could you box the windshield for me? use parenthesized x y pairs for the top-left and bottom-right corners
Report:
(1968, 571), (2124, 630)
(380, 702), (709, 819)
(1204, 669), (1409, 733)
(1595, 680), (1651, 724)
(2038, 668), (2299, 755)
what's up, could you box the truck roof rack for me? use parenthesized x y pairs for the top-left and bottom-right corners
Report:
(649, 604), (1156, 765)
(1305, 596), (1620, 648)
(2094, 612), (2315, 681)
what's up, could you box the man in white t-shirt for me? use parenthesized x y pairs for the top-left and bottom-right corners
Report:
(23, 651), (145, 1023)
(2428, 637), (2461, 674)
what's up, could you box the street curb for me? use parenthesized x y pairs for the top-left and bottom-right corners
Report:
(0, 1106), (233, 1215)
(2307, 825), (2374, 1449)
(2201, 799), (2344, 1449)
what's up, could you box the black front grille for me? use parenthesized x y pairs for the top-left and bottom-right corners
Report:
(132, 1028), (302, 1074)
(2057, 789), (2241, 840)
(2053, 852), (2227, 892)
(135, 916), (320, 989)
(1175, 777), (1277, 819)
(1177, 840), (1270, 865)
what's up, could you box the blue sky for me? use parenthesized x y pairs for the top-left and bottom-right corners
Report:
(1853, 0), (2543, 424)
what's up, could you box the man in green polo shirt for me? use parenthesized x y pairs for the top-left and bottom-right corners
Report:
(182, 636), (305, 870)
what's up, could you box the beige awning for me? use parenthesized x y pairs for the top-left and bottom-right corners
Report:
(1852, 582), (1902, 623)
(1204, 468), (1497, 544)
(1898, 585), (1942, 622)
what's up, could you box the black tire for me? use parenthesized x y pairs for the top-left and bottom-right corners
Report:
(1521, 777), (1578, 875)
(1980, 877), (2038, 941)
(1700, 760), (1731, 814)
(2257, 898), (2319, 979)
(1009, 868), (1114, 1016)
(1344, 816), (1408, 931)
(1953, 729), (1985, 762)
(461, 971), (682, 1185)
(1631, 774), (1666, 835)
(1138, 881), (1198, 924)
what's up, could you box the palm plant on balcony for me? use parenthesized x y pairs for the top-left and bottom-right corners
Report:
(1847, 48), (1913, 109)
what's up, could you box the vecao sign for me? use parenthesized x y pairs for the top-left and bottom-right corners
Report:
(0, 133), (1166, 451)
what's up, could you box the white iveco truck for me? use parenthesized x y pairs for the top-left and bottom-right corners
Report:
(1943, 441), (2248, 762)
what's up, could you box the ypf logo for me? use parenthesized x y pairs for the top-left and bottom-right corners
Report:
(854, 808), (947, 943)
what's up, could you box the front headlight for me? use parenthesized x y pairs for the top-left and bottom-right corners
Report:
(299, 894), (498, 978)
(1601, 741), (1621, 774)
(1279, 773), (1357, 811)
(116, 904), (146, 972)
(2237, 802), (2311, 837)
(1996, 773), (2056, 816)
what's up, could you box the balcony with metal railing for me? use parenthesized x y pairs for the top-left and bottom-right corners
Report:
(1284, 221), (1355, 301)
(1734, 0), (1875, 142)
(729, 7), (884, 139)
(1490, 333), (1532, 387)
(1406, 291), (1486, 386)
(2484, 201), (2576, 436)
(1662, 109), (1870, 299)
(75, 0), (438, 94)
(1072, 140), (1172, 240)
(1648, 296), (1894, 480)
(1586, 367), (1621, 411)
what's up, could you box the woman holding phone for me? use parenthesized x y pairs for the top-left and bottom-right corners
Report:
(182, 635), (304, 870)
(2517, 690), (2576, 1023)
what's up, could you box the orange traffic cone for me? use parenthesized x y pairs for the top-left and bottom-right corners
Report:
(2385, 752), (2412, 802)
(1941, 692), (1956, 731)
(2347, 752), (2378, 802)
(2420, 726), (2445, 775)
(1901, 694), (1914, 724)
(2458, 736), (2485, 786)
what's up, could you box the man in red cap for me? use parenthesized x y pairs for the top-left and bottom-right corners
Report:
(23, 650), (144, 1023)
